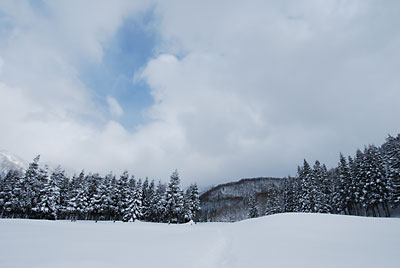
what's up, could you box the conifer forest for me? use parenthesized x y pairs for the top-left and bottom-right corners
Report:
(0, 133), (399, 222)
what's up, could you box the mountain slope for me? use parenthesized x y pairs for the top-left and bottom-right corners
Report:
(0, 150), (27, 177)
(200, 177), (285, 221)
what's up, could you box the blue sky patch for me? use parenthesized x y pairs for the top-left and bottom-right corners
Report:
(80, 11), (158, 130)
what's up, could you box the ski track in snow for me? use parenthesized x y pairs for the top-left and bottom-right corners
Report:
(195, 228), (231, 268)
(0, 213), (400, 268)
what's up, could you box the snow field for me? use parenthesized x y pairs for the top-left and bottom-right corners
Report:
(0, 213), (399, 268)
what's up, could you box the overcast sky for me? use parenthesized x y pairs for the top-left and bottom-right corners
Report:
(0, 0), (399, 187)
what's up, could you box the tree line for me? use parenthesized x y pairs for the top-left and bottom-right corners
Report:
(0, 159), (200, 223)
(249, 134), (400, 218)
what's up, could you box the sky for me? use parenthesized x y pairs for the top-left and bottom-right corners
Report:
(0, 0), (399, 187)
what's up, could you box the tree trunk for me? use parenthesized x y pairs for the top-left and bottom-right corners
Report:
(383, 202), (391, 217)
(371, 206), (377, 217)
(376, 205), (381, 217)
(355, 204), (360, 216)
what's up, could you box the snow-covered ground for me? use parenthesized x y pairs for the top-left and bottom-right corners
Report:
(0, 213), (399, 268)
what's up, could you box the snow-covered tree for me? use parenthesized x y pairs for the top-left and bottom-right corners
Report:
(165, 170), (184, 223)
(312, 160), (331, 213)
(0, 170), (20, 218)
(248, 195), (258, 218)
(298, 160), (313, 212)
(51, 167), (69, 218)
(183, 183), (201, 222)
(149, 181), (167, 222)
(382, 134), (400, 208)
(38, 174), (60, 220)
(68, 171), (88, 221)
(23, 155), (41, 218)
(333, 154), (351, 214)
(363, 145), (390, 217)
(265, 186), (282, 215)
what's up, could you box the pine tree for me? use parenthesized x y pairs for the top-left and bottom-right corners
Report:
(23, 155), (42, 218)
(38, 174), (60, 220)
(265, 186), (281, 215)
(283, 177), (296, 212)
(382, 134), (400, 208)
(142, 179), (155, 221)
(68, 171), (87, 221)
(109, 174), (119, 221)
(248, 195), (258, 218)
(188, 183), (201, 221)
(347, 156), (361, 215)
(298, 160), (313, 212)
(363, 145), (390, 217)
(312, 160), (331, 213)
(0, 170), (20, 218)
(183, 183), (201, 222)
(86, 173), (103, 221)
(118, 171), (131, 222)
(97, 173), (113, 221)
(165, 170), (184, 223)
(51, 166), (69, 219)
(124, 184), (143, 222)
(150, 181), (167, 222)
(334, 154), (351, 214)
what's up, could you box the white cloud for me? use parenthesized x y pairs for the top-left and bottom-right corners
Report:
(106, 96), (124, 117)
(0, 1), (400, 187)
(136, 0), (400, 184)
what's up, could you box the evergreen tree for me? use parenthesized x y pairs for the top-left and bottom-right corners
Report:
(97, 173), (113, 221)
(150, 181), (167, 222)
(86, 173), (103, 221)
(109, 174), (119, 221)
(353, 150), (367, 215)
(334, 154), (351, 214)
(283, 177), (296, 212)
(51, 166), (69, 219)
(142, 179), (155, 221)
(363, 145), (390, 217)
(23, 155), (42, 218)
(38, 174), (60, 220)
(124, 184), (143, 222)
(0, 170), (20, 218)
(68, 171), (88, 221)
(298, 160), (313, 212)
(265, 186), (281, 215)
(312, 160), (331, 213)
(165, 170), (184, 223)
(347, 156), (361, 215)
(248, 195), (258, 218)
(118, 171), (131, 222)
(382, 134), (400, 208)
(188, 183), (201, 221)
(183, 183), (201, 222)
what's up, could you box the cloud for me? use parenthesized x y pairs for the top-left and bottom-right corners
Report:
(106, 96), (124, 117)
(136, 0), (400, 184)
(0, 1), (400, 187)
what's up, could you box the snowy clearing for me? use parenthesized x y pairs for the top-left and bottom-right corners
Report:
(0, 213), (399, 268)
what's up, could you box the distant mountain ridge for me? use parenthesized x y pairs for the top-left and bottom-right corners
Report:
(0, 150), (77, 178)
(200, 177), (286, 222)
(0, 150), (27, 177)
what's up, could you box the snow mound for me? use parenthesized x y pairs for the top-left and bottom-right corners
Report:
(0, 213), (399, 268)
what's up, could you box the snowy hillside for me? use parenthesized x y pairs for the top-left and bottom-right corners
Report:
(1, 213), (399, 268)
(0, 150), (27, 177)
(200, 177), (285, 222)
